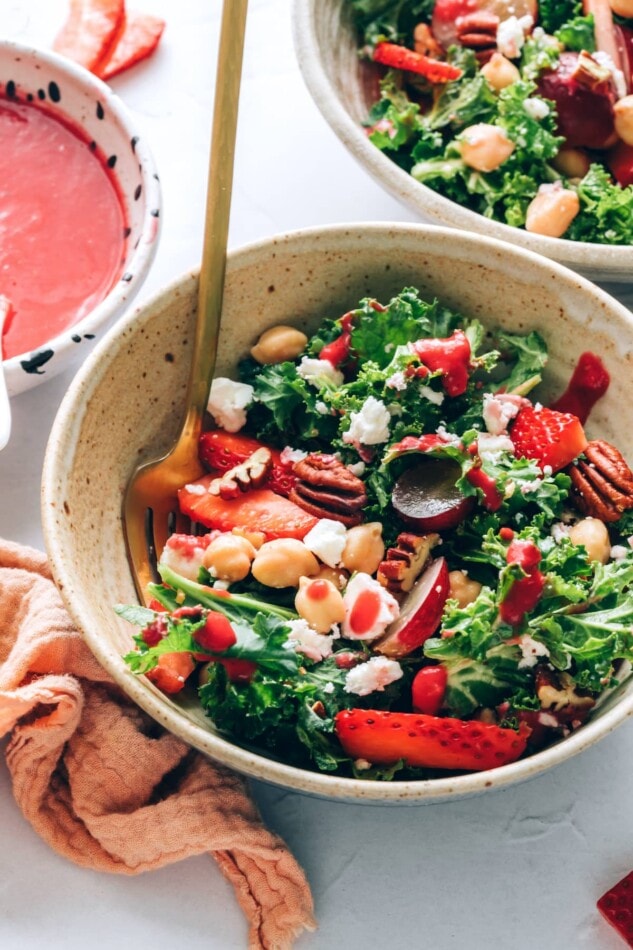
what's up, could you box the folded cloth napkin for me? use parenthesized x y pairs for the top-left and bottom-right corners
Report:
(0, 538), (315, 949)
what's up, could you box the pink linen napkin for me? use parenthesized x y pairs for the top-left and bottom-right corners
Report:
(0, 538), (315, 949)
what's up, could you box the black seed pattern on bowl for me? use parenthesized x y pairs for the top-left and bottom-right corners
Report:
(107, 155), (117, 168)
(150, 208), (159, 217)
(131, 136), (139, 152)
(6, 80), (16, 98)
(121, 272), (133, 282)
(96, 101), (104, 119)
(37, 88), (45, 100)
(48, 81), (60, 102)
(21, 350), (54, 374)
(134, 184), (142, 200)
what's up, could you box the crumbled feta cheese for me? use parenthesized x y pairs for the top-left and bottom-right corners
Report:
(280, 446), (307, 465)
(347, 461), (366, 477)
(610, 545), (629, 560)
(323, 681), (336, 695)
(520, 477), (543, 495)
(297, 357), (344, 389)
(386, 371), (407, 391)
(303, 519), (348, 568)
(551, 522), (571, 544)
(594, 50), (627, 99)
(185, 482), (207, 496)
(543, 465), (553, 477)
(343, 396), (391, 446)
(523, 97), (550, 121)
(497, 14), (532, 58)
(419, 384), (445, 406)
(315, 400), (330, 415)
(213, 579), (230, 591)
(286, 619), (335, 662)
(482, 393), (526, 435)
(435, 424), (462, 446)
(478, 432), (515, 462)
(344, 656), (403, 696)
(160, 533), (210, 582)
(354, 758), (372, 771)
(342, 573), (400, 641)
(207, 378), (254, 433)
(538, 712), (559, 728)
(517, 634), (550, 669)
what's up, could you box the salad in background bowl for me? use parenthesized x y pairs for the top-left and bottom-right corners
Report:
(293, 0), (633, 279)
(41, 224), (633, 803)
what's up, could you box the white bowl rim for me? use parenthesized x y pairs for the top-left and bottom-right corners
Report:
(0, 37), (161, 380)
(42, 221), (633, 804)
(291, 0), (633, 275)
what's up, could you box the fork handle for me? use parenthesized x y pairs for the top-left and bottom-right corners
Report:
(182, 0), (249, 444)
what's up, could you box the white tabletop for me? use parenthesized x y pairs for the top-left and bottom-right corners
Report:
(2, 2), (633, 948)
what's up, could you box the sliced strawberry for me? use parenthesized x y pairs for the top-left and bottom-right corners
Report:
(335, 709), (530, 771)
(510, 405), (587, 473)
(598, 870), (633, 947)
(198, 429), (297, 497)
(373, 42), (462, 83)
(53, 0), (125, 73)
(179, 477), (318, 539)
(99, 12), (166, 81)
(145, 652), (195, 695)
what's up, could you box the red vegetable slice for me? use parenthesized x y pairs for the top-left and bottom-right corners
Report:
(53, 0), (125, 73)
(99, 11), (166, 80)
(198, 429), (297, 497)
(598, 870), (633, 947)
(335, 709), (530, 771)
(373, 42), (462, 83)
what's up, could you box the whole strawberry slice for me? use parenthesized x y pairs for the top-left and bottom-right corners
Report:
(335, 709), (529, 771)
(199, 429), (297, 497)
(510, 405), (587, 473)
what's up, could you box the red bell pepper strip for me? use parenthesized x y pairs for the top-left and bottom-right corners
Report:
(53, 0), (125, 73)
(99, 12), (166, 81)
(373, 42), (462, 84)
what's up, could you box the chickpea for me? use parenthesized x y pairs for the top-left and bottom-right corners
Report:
(295, 576), (346, 633)
(309, 563), (350, 590)
(340, 522), (385, 575)
(232, 527), (266, 549)
(552, 148), (590, 180)
(525, 185), (580, 238)
(614, 95), (633, 146)
(203, 534), (256, 583)
(568, 518), (611, 565)
(250, 325), (308, 365)
(459, 124), (515, 172)
(481, 53), (521, 92)
(448, 570), (482, 608)
(610, 0), (633, 17)
(251, 538), (319, 588)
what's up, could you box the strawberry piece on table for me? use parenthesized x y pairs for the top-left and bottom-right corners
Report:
(53, 0), (125, 73)
(199, 429), (297, 496)
(510, 405), (587, 473)
(98, 11), (166, 80)
(179, 476), (318, 539)
(373, 42), (462, 83)
(335, 709), (530, 771)
(598, 870), (633, 947)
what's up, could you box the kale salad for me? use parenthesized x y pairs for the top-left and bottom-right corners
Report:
(346, 0), (633, 243)
(118, 287), (633, 780)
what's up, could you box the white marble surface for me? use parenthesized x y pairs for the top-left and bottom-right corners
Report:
(2, 2), (633, 948)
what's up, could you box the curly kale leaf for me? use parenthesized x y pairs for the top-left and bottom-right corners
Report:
(538, 0), (583, 33)
(567, 164), (633, 245)
(346, 0), (435, 48)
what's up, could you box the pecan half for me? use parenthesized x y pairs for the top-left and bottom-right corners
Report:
(377, 531), (440, 595)
(567, 439), (633, 522)
(455, 11), (499, 53)
(289, 454), (367, 527)
(208, 447), (272, 500)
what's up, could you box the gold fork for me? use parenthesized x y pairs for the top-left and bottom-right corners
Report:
(123, 0), (249, 603)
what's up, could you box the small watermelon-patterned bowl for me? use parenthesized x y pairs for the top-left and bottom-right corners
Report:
(42, 223), (633, 805)
(0, 38), (160, 396)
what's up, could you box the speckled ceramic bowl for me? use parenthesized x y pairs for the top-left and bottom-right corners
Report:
(42, 224), (633, 804)
(292, 0), (633, 282)
(0, 39), (160, 396)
